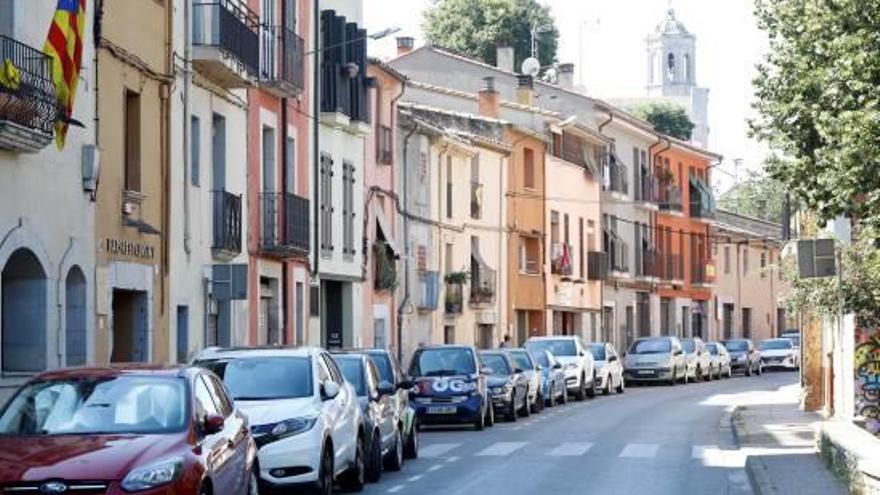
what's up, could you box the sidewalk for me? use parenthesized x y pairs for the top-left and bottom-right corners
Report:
(732, 384), (846, 495)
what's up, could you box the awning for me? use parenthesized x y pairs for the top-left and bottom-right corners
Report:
(375, 209), (402, 259)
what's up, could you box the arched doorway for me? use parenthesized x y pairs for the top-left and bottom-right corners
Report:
(65, 266), (87, 366)
(1, 248), (47, 372)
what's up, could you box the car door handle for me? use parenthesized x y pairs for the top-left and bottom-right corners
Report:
(227, 439), (236, 449)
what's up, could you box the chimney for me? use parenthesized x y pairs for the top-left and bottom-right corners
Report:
(396, 36), (415, 56)
(478, 77), (500, 118)
(496, 46), (515, 73)
(516, 75), (534, 106)
(557, 63), (575, 89)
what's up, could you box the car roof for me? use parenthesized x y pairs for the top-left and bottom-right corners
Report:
(527, 336), (579, 341)
(761, 338), (791, 343)
(415, 344), (475, 351)
(37, 363), (191, 381)
(196, 346), (321, 360)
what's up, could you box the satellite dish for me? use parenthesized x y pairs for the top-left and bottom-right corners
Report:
(521, 57), (540, 77)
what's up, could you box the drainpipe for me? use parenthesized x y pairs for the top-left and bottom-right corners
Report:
(282, 97), (289, 345)
(390, 82), (406, 353)
(598, 110), (613, 134)
(182, 0), (192, 256)
(397, 124), (418, 364)
(311, 0), (321, 326)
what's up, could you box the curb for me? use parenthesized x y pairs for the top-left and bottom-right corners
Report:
(729, 405), (743, 448)
(732, 405), (777, 495)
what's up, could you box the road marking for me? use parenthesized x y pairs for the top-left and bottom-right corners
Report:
(420, 443), (461, 458)
(512, 426), (522, 431)
(387, 485), (405, 493)
(407, 475), (424, 482)
(619, 443), (660, 458)
(428, 465), (443, 472)
(692, 445), (719, 459)
(548, 442), (594, 456)
(446, 456), (460, 463)
(476, 441), (528, 456)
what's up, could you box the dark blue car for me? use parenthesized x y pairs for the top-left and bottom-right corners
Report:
(408, 345), (493, 430)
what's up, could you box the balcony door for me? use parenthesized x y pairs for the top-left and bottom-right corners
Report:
(263, 126), (277, 244)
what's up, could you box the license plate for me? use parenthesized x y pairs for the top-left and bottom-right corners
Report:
(427, 406), (457, 415)
(637, 370), (654, 375)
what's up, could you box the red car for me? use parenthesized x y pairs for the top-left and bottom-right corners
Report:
(0, 365), (257, 495)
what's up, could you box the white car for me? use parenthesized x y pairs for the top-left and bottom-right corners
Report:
(681, 338), (713, 381)
(195, 347), (366, 494)
(589, 342), (625, 394)
(706, 341), (733, 379)
(758, 338), (800, 370)
(526, 336), (596, 400)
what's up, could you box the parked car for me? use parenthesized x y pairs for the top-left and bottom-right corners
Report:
(361, 348), (418, 459)
(480, 350), (530, 421)
(681, 337), (714, 381)
(531, 349), (567, 407)
(526, 336), (596, 400)
(507, 348), (545, 413)
(408, 345), (493, 430)
(589, 342), (625, 394)
(623, 336), (687, 386)
(0, 365), (258, 495)
(706, 341), (733, 379)
(758, 338), (800, 370)
(723, 339), (764, 376)
(332, 352), (404, 482)
(781, 330), (801, 351)
(196, 347), (366, 494)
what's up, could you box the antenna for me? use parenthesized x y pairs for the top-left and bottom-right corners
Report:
(521, 57), (540, 77)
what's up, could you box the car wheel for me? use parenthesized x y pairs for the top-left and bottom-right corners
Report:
(366, 432), (382, 483)
(404, 420), (419, 459)
(533, 391), (543, 413)
(520, 389), (531, 417)
(616, 375), (625, 394)
(248, 470), (259, 495)
(727, 366), (733, 379)
(561, 386), (568, 404)
(312, 444), (334, 495)
(668, 367), (677, 386)
(586, 374), (597, 399)
(574, 374), (587, 401)
(384, 428), (404, 472)
(546, 386), (556, 408)
(486, 400), (495, 427)
(745, 363), (752, 377)
(475, 403), (486, 431)
(341, 435), (365, 492)
(757, 362), (764, 376)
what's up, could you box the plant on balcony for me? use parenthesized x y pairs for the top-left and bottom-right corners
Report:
(444, 271), (470, 285)
(470, 285), (495, 303)
(373, 242), (398, 292)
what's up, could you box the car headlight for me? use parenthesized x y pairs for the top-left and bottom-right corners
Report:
(269, 417), (318, 439)
(492, 387), (504, 394)
(121, 457), (183, 492)
(564, 363), (579, 370)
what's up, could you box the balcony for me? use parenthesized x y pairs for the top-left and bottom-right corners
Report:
(260, 24), (305, 97)
(658, 181), (683, 213)
(605, 157), (629, 196)
(691, 260), (715, 286)
(551, 131), (606, 174)
(636, 172), (660, 205)
(636, 248), (662, 279)
(0, 35), (58, 152)
(260, 193), (310, 257)
(212, 190), (243, 258)
(470, 182), (483, 219)
(469, 263), (496, 306)
(587, 251), (609, 281)
(659, 252), (684, 282)
(418, 271), (439, 311)
(445, 282), (463, 314)
(550, 243), (573, 276)
(320, 10), (369, 126)
(607, 233), (629, 275)
(377, 125), (393, 165)
(192, 0), (260, 88)
(689, 176), (716, 219)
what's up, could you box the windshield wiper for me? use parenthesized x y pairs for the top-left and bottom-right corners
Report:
(424, 369), (466, 376)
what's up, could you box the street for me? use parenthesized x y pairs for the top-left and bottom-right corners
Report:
(361, 373), (797, 495)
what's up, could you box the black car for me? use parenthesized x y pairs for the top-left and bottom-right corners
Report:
(722, 339), (764, 376)
(479, 350), (530, 422)
(362, 348), (419, 459)
(333, 352), (403, 483)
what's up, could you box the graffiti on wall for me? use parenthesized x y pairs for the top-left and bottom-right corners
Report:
(855, 331), (880, 435)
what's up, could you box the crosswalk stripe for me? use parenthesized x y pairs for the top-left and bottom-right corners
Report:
(692, 445), (719, 459)
(548, 442), (594, 456)
(476, 441), (528, 456)
(619, 443), (660, 458)
(421, 443), (462, 458)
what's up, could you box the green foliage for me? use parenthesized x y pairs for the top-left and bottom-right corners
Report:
(422, 0), (559, 72)
(750, 0), (880, 229)
(718, 170), (789, 223)
(630, 102), (695, 141)
(444, 271), (470, 285)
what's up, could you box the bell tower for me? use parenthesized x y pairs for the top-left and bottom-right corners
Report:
(646, 6), (696, 98)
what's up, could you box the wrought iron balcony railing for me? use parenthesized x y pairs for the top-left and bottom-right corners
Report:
(469, 264), (496, 305)
(551, 242), (574, 276)
(0, 35), (58, 151)
(260, 24), (305, 95)
(260, 192), (310, 256)
(659, 252), (684, 281)
(377, 125), (393, 164)
(212, 190), (243, 255)
(192, 0), (260, 84)
(445, 282), (463, 314)
(658, 181), (683, 212)
(605, 158), (629, 195)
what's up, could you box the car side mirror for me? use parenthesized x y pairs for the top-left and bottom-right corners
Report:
(608, 355), (618, 362)
(513, 367), (524, 374)
(553, 363), (562, 370)
(674, 349), (683, 356)
(481, 367), (494, 375)
(321, 381), (341, 401)
(203, 413), (225, 435)
(397, 379), (414, 390)
(377, 381), (396, 397)
(536, 365), (544, 371)
(578, 350), (586, 357)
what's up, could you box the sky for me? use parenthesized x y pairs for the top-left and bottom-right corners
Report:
(364, 0), (771, 193)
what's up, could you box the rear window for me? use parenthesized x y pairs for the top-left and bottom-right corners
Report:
(723, 340), (749, 352)
(532, 351), (550, 367)
(409, 348), (476, 377)
(480, 354), (510, 375)
(681, 340), (696, 353)
(706, 343), (719, 355)
(202, 357), (312, 401)
(336, 357), (366, 396)
(368, 353), (395, 384)
(527, 339), (576, 357)
(628, 339), (672, 354)
(589, 344), (606, 361)
(508, 351), (532, 371)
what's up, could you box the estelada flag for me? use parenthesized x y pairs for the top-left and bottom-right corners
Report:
(44, 0), (86, 149)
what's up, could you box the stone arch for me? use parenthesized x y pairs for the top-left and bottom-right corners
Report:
(1, 248), (48, 372)
(65, 265), (87, 366)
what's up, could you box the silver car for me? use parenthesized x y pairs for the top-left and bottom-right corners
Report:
(706, 341), (733, 379)
(507, 348), (545, 413)
(526, 336), (596, 400)
(623, 336), (687, 386)
(681, 338), (713, 382)
(589, 342), (625, 395)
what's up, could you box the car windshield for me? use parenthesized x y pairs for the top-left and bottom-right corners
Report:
(527, 339), (577, 357)
(759, 340), (793, 351)
(336, 358), (366, 396)
(204, 357), (312, 401)
(786, 336), (801, 347)
(533, 351), (550, 368)
(589, 344), (606, 361)
(681, 340), (696, 353)
(410, 348), (476, 377)
(508, 351), (532, 371)
(629, 339), (672, 354)
(724, 340), (749, 352)
(368, 353), (395, 384)
(0, 376), (186, 436)
(706, 343), (719, 356)
(480, 354), (511, 375)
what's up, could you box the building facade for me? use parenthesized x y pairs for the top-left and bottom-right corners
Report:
(0, 0), (96, 398)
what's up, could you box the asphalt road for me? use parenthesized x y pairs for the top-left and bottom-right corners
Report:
(360, 370), (799, 495)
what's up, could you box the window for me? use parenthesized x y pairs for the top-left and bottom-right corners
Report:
(446, 156), (453, 219)
(202, 374), (233, 417)
(283, 0), (296, 29)
(445, 243), (453, 274)
(320, 354), (343, 384)
(124, 90), (141, 192)
(550, 211), (560, 245)
(760, 251), (767, 278)
(587, 220), (596, 250)
(444, 325), (455, 344)
(743, 247), (749, 275)
(320, 153), (333, 254)
(194, 376), (220, 420)
(470, 154), (481, 219)
(342, 161), (355, 257)
(564, 214), (570, 245)
(262, 126), (276, 193)
(742, 308), (752, 338)
(190, 116), (200, 186)
(519, 237), (540, 274)
(285, 137), (295, 193)
(667, 53), (675, 80)
(724, 246), (730, 274)
(523, 148), (535, 189)
(579, 217), (585, 278)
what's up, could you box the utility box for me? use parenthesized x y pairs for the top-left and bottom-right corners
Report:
(797, 239), (837, 278)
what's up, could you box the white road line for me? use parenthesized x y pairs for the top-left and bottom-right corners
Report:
(387, 485), (405, 493)
(408, 475), (424, 482)
(512, 426), (522, 431)
(619, 443), (660, 458)
(420, 443), (462, 458)
(428, 465), (443, 472)
(446, 456), (461, 463)
(692, 445), (719, 459)
(548, 442), (594, 456)
(476, 441), (529, 456)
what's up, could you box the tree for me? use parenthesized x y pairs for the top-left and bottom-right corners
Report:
(630, 102), (694, 141)
(750, 0), (880, 229)
(423, 0), (559, 73)
(718, 170), (789, 223)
